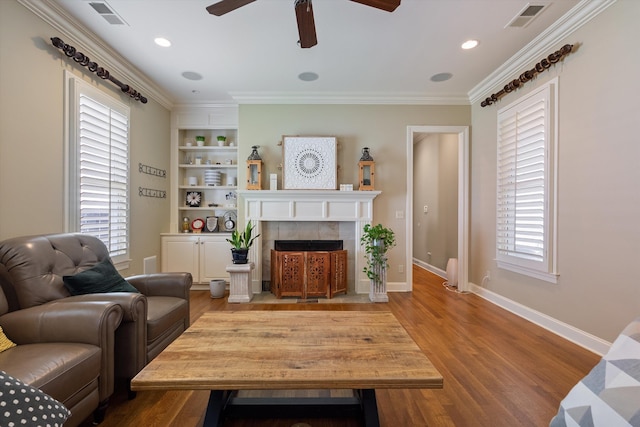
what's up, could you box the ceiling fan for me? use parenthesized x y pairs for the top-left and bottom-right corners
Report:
(206, 0), (401, 48)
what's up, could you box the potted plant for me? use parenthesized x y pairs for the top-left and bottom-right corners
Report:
(216, 135), (226, 146)
(361, 223), (396, 302)
(226, 220), (260, 264)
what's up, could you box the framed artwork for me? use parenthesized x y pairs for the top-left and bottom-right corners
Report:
(185, 191), (202, 207)
(282, 136), (337, 190)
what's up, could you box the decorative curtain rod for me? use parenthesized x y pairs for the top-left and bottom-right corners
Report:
(481, 44), (574, 107)
(51, 37), (148, 104)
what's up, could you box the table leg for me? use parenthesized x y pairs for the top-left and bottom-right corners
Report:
(203, 390), (232, 427)
(203, 389), (380, 426)
(358, 389), (380, 427)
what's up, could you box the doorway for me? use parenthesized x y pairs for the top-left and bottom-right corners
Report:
(405, 126), (469, 292)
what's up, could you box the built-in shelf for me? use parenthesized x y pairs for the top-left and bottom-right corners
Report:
(178, 207), (237, 211)
(179, 186), (237, 190)
(179, 165), (236, 168)
(170, 109), (239, 234)
(165, 105), (240, 285)
(179, 146), (237, 150)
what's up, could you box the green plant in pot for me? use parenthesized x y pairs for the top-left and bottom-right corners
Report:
(361, 223), (396, 284)
(226, 220), (260, 264)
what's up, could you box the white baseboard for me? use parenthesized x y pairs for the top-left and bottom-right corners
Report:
(413, 258), (446, 278)
(387, 281), (411, 292)
(358, 279), (411, 293)
(469, 282), (610, 356)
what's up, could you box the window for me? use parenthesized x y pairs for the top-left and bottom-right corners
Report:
(496, 78), (558, 283)
(66, 73), (130, 266)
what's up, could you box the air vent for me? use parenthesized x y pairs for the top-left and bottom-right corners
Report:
(505, 3), (548, 28)
(89, 1), (128, 25)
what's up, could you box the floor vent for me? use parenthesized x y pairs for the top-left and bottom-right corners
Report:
(89, 2), (128, 25)
(505, 3), (548, 28)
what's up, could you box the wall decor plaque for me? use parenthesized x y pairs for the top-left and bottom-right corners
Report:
(282, 136), (337, 190)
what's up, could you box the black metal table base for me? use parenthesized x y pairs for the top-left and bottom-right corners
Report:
(203, 389), (380, 427)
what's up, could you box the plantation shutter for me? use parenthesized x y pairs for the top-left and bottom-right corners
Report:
(496, 86), (550, 273)
(78, 93), (129, 258)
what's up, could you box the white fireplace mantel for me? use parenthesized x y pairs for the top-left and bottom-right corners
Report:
(237, 190), (381, 295)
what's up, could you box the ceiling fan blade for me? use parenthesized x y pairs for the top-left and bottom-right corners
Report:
(206, 0), (256, 16)
(295, 0), (317, 49)
(349, 0), (400, 12)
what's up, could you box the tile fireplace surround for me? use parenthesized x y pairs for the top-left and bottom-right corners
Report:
(237, 190), (381, 296)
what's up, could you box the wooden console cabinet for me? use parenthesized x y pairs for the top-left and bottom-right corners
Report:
(271, 250), (347, 299)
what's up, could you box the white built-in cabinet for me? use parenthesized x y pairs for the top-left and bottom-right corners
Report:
(162, 105), (239, 286)
(161, 235), (230, 284)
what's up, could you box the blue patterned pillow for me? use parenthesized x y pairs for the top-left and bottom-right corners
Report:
(0, 371), (71, 426)
(550, 317), (640, 426)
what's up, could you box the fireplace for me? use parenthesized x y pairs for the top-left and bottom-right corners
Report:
(274, 240), (343, 251)
(271, 240), (347, 299)
(237, 190), (381, 296)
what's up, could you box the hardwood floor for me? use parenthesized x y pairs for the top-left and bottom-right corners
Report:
(89, 266), (600, 427)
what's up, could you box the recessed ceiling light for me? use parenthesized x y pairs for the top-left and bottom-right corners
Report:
(298, 72), (319, 82)
(154, 37), (171, 47)
(430, 72), (453, 82)
(461, 39), (479, 50)
(182, 71), (203, 81)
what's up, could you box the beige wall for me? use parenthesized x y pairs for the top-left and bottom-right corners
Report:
(239, 104), (470, 283)
(470, 0), (640, 341)
(413, 133), (458, 271)
(0, 0), (171, 275)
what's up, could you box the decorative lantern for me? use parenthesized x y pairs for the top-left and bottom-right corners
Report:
(246, 145), (262, 190)
(358, 147), (375, 191)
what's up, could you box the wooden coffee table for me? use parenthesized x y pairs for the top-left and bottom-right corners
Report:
(131, 311), (443, 426)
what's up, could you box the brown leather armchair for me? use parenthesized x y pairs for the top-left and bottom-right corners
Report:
(0, 233), (192, 395)
(0, 286), (123, 426)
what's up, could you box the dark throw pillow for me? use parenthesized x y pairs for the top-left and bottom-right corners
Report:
(0, 370), (71, 427)
(63, 259), (139, 295)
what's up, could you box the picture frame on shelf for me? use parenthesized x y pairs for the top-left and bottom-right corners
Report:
(204, 216), (219, 233)
(191, 218), (205, 233)
(186, 191), (202, 207)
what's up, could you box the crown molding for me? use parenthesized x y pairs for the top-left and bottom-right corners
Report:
(172, 102), (239, 110)
(19, 0), (615, 109)
(468, 0), (617, 105)
(230, 92), (471, 105)
(18, 0), (174, 110)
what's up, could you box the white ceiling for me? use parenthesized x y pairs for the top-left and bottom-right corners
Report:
(51, 0), (580, 105)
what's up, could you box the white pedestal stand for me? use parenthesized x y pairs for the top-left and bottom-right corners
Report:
(369, 263), (389, 303)
(226, 262), (255, 303)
